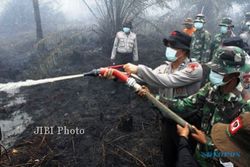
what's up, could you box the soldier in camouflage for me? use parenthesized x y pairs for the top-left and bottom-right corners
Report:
(211, 17), (235, 57)
(240, 12), (250, 33)
(240, 21), (250, 46)
(190, 13), (211, 63)
(166, 46), (250, 166)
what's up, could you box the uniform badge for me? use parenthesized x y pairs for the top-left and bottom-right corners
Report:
(229, 116), (243, 136)
(186, 63), (199, 72)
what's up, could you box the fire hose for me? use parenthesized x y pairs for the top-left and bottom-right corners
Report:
(0, 64), (194, 132)
(83, 65), (195, 132)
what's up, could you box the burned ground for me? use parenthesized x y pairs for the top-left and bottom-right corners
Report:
(0, 30), (166, 167)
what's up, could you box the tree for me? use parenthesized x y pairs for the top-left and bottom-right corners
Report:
(32, 0), (43, 41)
(82, 0), (169, 51)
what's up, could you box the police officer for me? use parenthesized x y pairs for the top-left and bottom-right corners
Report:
(190, 13), (211, 63)
(111, 21), (138, 65)
(124, 31), (203, 103)
(211, 17), (235, 57)
(123, 31), (203, 167)
(240, 12), (250, 33)
(182, 18), (196, 36)
(165, 46), (250, 166)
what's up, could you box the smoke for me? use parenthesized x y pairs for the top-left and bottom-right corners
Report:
(59, 0), (92, 21)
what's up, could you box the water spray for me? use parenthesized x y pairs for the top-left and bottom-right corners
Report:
(0, 64), (125, 94)
(0, 65), (194, 132)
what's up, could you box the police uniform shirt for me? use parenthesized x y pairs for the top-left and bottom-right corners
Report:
(111, 31), (138, 62)
(137, 59), (203, 100)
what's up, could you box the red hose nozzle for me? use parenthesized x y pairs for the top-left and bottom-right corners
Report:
(99, 68), (129, 82)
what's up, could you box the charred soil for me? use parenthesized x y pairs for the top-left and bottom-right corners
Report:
(0, 30), (165, 167)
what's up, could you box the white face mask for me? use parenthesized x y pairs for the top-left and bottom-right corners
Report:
(165, 47), (177, 62)
(220, 26), (228, 34)
(209, 70), (225, 86)
(194, 22), (203, 29)
(123, 27), (130, 33)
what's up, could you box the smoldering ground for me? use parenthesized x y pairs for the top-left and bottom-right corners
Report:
(0, 0), (249, 166)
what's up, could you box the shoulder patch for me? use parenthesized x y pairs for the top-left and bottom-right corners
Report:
(229, 116), (243, 136)
(185, 63), (200, 73)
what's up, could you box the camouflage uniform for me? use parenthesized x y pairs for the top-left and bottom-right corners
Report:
(167, 46), (250, 166)
(190, 14), (211, 63)
(240, 21), (250, 46)
(211, 17), (235, 57)
(240, 31), (250, 46)
(240, 12), (250, 33)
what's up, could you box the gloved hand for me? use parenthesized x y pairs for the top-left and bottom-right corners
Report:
(123, 63), (138, 74)
(190, 126), (207, 144)
(100, 68), (115, 79)
(137, 85), (149, 96)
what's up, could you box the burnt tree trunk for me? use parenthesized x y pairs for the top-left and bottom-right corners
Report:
(32, 0), (43, 41)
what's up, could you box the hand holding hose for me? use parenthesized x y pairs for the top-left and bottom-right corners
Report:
(100, 68), (115, 79)
(177, 124), (207, 144)
(124, 63), (138, 75)
(137, 85), (150, 96)
(177, 123), (190, 139)
(190, 126), (207, 144)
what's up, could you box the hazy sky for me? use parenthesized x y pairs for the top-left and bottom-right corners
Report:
(0, 0), (95, 20)
(59, 0), (94, 20)
(0, 0), (245, 22)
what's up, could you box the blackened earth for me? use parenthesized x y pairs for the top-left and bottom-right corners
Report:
(0, 31), (166, 167)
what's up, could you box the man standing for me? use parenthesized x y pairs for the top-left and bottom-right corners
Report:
(240, 12), (250, 33)
(182, 18), (196, 36)
(211, 17), (235, 57)
(240, 21), (250, 46)
(166, 46), (250, 166)
(123, 31), (203, 167)
(111, 21), (138, 65)
(190, 13), (211, 63)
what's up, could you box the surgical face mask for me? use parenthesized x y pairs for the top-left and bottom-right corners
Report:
(220, 26), (228, 34)
(194, 22), (203, 29)
(123, 27), (130, 33)
(165, 47), (177, 62)
(209, 70), (225, 86)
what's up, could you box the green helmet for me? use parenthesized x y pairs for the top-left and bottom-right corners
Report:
(207, 46), (250, 75)
(194, 13), (206, 23)
(219, 17), (234, 27)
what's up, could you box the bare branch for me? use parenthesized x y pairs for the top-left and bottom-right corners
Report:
(81, 0), (99, 20)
